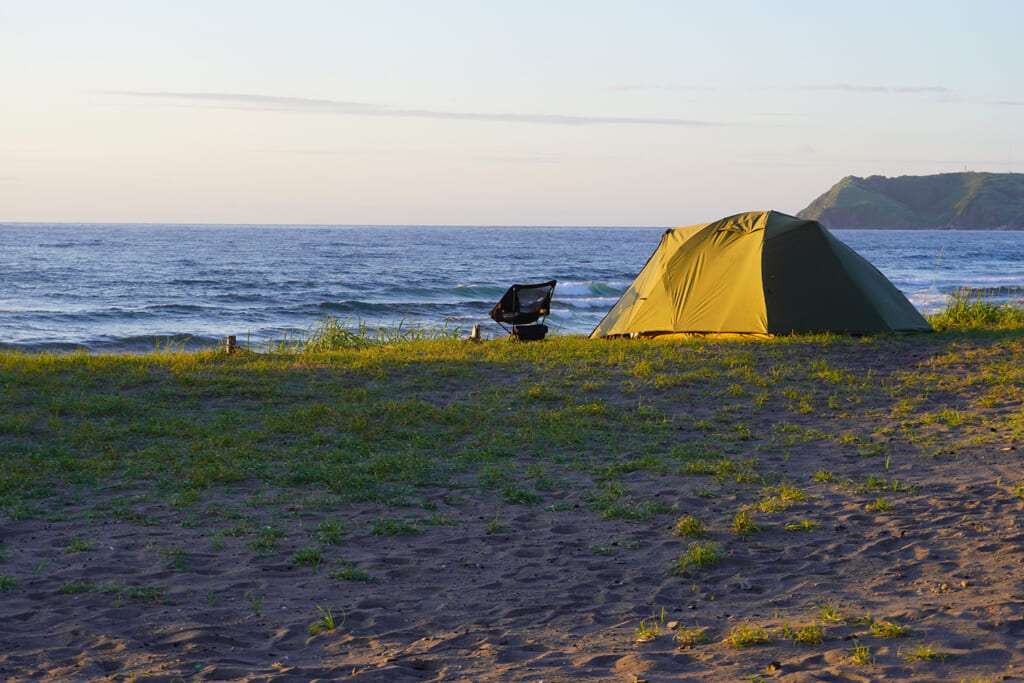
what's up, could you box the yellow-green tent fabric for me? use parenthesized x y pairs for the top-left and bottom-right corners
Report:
(590, 211), (932, 339)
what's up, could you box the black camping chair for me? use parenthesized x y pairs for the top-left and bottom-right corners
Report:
(489, 280), (557, 341)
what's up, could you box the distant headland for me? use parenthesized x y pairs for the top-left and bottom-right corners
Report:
(797, 172), (1024, 229)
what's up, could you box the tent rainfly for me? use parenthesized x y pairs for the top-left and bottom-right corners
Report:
(590, 210), (933, 339)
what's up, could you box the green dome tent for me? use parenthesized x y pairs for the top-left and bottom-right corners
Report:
(590, 210), (932, 339)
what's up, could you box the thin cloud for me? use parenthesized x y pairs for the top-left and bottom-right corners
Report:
(603, 84), (718, 93)
(93, 90), (720, 127)
(990, 100), (1024, 106)
(797, 84), (951, 94)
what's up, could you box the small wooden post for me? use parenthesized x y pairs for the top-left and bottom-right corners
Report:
(469, 324), (482, 342)
(224, 335), (237, 354)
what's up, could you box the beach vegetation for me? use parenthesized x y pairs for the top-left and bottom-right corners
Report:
(249, 526), (285, 554)
(500, 482), (542, 505)
(588, 482), (669, 520)
(127, 585), (167, 603)
(865, 497), (895, 513)
(64, 538), (96, 553)
(681, 457), (761, 484)
(371, 518), (422, 536)
(779, 621), (826, 645)
(59, 579), (94, 594)
(291, 547), (324, 572)
(845, 642), (873, 665)
(634, 618), (661, 642)
(673, 541), (723, 575)
(732, 508), (762, 537)
(673, 514), (707, 538)
(271, 315), (462, 353)
(312, 519), (347, 545)
(900, 643), (951, 662)
(869, 619), (911, 638)
(674, 625), (713, 648)
(929, 288), (1024, 331)
(162, 547), (189, 570)
(815, 600), (847, 624)
(723, 622), (769, 648)
(329, 560), (374, 583)
(307, 605), (343, 635)
(0, 575), (19, 592)
(485, 514), (507, 535)
(4, 323), (1024, 674)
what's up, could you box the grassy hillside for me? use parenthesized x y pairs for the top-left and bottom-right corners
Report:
(798, 172), (1024, 228)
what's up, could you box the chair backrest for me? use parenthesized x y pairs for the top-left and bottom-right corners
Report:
(489, 280), (557, 326)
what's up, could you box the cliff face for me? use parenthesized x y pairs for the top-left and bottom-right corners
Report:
(797, 172), (1024, 228)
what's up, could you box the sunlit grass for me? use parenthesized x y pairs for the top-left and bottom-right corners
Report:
(928, 287), (1024, 331)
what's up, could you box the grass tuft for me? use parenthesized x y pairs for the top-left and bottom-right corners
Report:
(673, 540), (723, 575)
(929, 288), (1024, 330)
(723, 622), (769, 648)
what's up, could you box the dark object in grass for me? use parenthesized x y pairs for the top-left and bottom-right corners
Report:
(489, 280), (557, 341)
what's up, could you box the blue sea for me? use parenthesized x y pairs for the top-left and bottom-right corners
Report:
(2, 223), (1024, 352)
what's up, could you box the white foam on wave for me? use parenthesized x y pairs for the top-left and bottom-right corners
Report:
(556, 297), (620, 309)
(908, 291), (951, 314)
(555, 281), (631, 297)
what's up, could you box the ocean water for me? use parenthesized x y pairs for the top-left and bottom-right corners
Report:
(2, 223), (1023, 352)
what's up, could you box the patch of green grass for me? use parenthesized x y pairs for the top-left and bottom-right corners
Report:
(596, 499), (668, 521)
(127, 585), (167, 603)
(849, 475), (918, 495)
(162, 547), (188, 570)
(846, 642), (873, 665)
(371, 518), (421, 536)
(673, 515), (707, 538)
(0, 575), (19, 592)
(308, 605), (344, 635)
(328, 559), (374, 583)
(59, 579), (95, 594)
(313, 519), (347, 545)
(673, 541), (723, 575)
(785, 519), (820, 532)
(674, 625), (713, 648)
(249, 526), (285, 554)
(816, 600), (847, 624)
(64, 538), (95, 553)
(870, 619), (911, 638)
(485, 514), (507, 534)
(929, 289), (1024, 330)
(681, 457), (761, 484)
(589, 483), (669, 520)
(292, 547), (324, 571)
(500, 483), (542, 505)
(634, 618), (661, 642)
(723, 622), (769, 648)
(900, 643), (951, 662)
(780, 622), (826, 645)
(732, 508), (762, 537)
(865, 497), (895, 513)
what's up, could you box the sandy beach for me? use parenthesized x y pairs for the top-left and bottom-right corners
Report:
(2, 336), (1024, 682)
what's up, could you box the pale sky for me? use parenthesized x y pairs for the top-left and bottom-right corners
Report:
(2, 1), (1022, 226)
